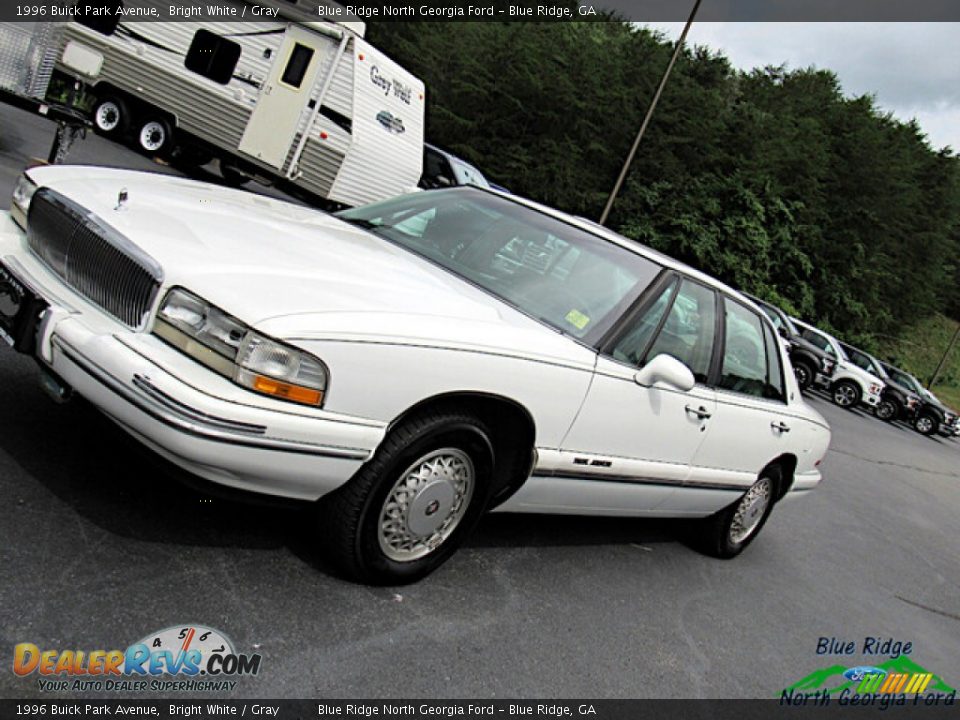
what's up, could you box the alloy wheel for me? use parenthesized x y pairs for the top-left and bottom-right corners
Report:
(377, 448), (475, 562)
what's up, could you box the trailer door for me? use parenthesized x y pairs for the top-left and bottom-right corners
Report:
(239, 25), (327, 168)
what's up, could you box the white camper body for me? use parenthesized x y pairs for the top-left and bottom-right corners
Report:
(53, 1), (424, 207)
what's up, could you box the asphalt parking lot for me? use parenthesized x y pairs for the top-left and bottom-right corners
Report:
(1, 103), (959, 700)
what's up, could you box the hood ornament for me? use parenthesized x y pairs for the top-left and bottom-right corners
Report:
(115, 188), (128, 211)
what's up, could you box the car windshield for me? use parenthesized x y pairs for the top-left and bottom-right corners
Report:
(841, 344), (881, 377)
(796, 323), (837, 357)
(337, 189), (662, 340)
(886, 366), (921, 393)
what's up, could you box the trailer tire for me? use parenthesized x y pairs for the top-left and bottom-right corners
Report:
(136, 117), (174, 157)
(92, 96), (129, 137)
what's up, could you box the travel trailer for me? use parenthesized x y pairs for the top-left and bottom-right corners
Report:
(51, 0), (425, 207)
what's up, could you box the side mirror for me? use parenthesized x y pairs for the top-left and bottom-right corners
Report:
(777, 326), (788, 338)
(634, 354), (696, 392)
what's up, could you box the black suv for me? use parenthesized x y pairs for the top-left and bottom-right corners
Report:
(880, 362), (960, 437)
(838, 343), (921, 423)
(744, 294), (836, 390)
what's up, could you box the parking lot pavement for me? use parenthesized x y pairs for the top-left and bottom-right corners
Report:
(1, 102), (959, 700)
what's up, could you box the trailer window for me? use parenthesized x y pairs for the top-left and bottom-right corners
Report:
(74, 1), (123, 35)
(185, 29), (242, 85)
(281, 44), (315, 89)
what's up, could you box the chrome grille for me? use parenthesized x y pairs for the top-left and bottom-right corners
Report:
(27, 188), (163, 328)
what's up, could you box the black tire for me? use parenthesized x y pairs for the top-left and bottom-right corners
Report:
(219, 161), (250, 187)
(831, 380), (861, 409)
(793, 360), (815, 391)
(92, 95), (129, 137)
(875, 398), (900, 422)
(135, 116), (174, 157)
(317, 410), (495, 584)
(697, 466), (781, 559)
(914, 411), (938, 436)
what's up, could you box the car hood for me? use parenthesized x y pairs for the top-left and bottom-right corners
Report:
(27, 166), (596, 368)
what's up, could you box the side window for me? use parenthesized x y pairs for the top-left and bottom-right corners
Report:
(719, 301), (782, 400)
(185, 29), (242, 85)
(643, 280), (716, 383)
(280, 43), (315, 89)
(610, 279), (677, 367)
(75, 1), (122, 35)
(762, 322), (786, 402)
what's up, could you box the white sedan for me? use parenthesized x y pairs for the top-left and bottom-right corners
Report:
(1, 166), (830, 583)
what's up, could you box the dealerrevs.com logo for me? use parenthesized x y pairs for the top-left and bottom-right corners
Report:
(13, 625), (262, 693)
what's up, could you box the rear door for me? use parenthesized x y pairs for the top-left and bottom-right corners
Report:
(239, 25), (330, 168)
(688, 297), (794, 509)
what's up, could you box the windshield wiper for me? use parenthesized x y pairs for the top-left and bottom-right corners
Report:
(339, 217), (383, 231)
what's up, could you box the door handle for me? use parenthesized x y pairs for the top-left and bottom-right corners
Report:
(771, 421), (791, 433)
(685, 405), (712, 420)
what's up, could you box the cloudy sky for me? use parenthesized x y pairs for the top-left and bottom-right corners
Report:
(644, 23), (960, 153)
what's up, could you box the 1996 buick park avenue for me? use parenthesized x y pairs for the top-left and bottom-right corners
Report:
(1, 166), (830, 583)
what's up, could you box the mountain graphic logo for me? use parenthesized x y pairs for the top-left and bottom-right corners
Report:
(783, 656), (955, 696)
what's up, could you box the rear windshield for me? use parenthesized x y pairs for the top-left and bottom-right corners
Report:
(337, 190), (662, 340)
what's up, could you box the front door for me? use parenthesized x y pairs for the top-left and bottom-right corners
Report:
(239, 25), (328, 169)
(557, 277), (720, 512)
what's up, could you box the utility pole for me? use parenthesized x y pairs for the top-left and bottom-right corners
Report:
(598, 0), (702, 226)
(928, 322), (960, 389)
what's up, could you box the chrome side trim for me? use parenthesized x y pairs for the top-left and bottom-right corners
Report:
(53, 337), (370, 461)
(540, 468), (747, 492)
(131, 374), (267, 436)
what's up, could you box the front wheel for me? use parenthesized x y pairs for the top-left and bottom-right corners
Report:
(832, 380), (861, 409)
(875, 398), (899, 422)
(318, 410), (495, 584)
(92, 96), (129, 136)
(914, 412), (938, 436)
(696, 467), (780, 559)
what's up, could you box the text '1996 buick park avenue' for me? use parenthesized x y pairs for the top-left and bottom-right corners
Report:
(1, 166), (830, 583)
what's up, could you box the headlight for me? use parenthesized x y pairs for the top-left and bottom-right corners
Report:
(11, 173), (38, 228)
(154, 288), (328, 407)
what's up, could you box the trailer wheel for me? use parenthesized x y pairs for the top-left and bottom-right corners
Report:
(136, 117), (174, 157)
(92, 96), (129, 136)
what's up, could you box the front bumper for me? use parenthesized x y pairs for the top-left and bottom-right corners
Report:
(1, 213), (385, 500)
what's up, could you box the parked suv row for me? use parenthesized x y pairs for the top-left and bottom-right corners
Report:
(790, 318), (885, 410)
(879, 363), (960, 437)
(748, 298), (958, 438)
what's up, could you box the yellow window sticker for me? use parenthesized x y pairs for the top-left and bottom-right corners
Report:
(565, 309), (590, 330)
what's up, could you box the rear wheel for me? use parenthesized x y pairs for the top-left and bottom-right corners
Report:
(875, 398), (899, 422)
(135, 117), (173, 157)
(914, 411), (938, 436)
(793, 360), (815, 391)
(92, 96), (129, 137)
(832, 380), (861, 409)
(697, 466), (780, 559)
(318, 410), (495, 584)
